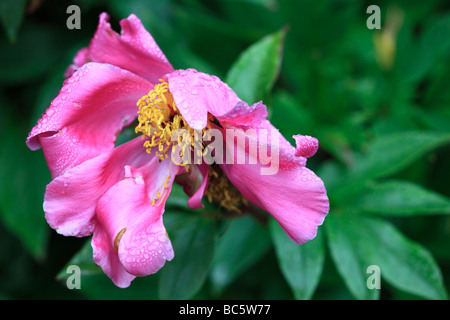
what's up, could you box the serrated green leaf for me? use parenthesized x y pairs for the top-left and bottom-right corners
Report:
(327, 213), (447, 300)
(226, 28), (286, 104)
(350, 180), (450, 216)
(210, 215), (271, 295)
(158, 214), (216, 299)
(270, 220), (325, 300)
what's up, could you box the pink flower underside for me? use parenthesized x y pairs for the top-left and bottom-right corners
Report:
(26, 62), (153, 179)
(175, 162), (209, 209)
(44, 135), (178, 288)
(65, 13), (174, 84)
(92, 151), (178, 288)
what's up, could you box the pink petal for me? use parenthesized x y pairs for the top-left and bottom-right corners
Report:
(175, 163), (209, 209)
(77, 12), (173, 83)
(167, 68), (241, 130)
(27, 62), (152, 178)
(294, 135), (319, 158)
(219, 119), (301, 165)
(216, 100), (268, 128)
(44, 137), (149, 237)
(64, 47), (89, 78)
(219, 128), (329, 244)
(94, 153), (178, 284)
(257, 120), (297, 157)
(91, 222), (136, 288)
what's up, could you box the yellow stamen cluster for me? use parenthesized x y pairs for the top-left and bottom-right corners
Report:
(205, 166), (248, 213)
(135, 81), (248, 211)
(135, 80), (201, 165)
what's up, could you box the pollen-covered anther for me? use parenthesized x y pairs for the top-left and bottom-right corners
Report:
(135, 80), (207, 165)
(205, 166), (248, 213)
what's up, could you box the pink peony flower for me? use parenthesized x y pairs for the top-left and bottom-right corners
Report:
(26, 13), (329, 288)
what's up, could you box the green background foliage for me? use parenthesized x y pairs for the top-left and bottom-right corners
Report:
(0, 0), (449, 300)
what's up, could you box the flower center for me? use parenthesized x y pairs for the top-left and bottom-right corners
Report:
(135, 80), (203, 166)
(136, 82), (247, 212)
(205, 165), (248, 213)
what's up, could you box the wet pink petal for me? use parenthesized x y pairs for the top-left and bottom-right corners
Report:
(91, 222), (136, 288)
(294, 134), (319, 158)
(222, 163), (329, 244)
(219, 118), (302, 164)
(175, 163), (209, 209)
(43, 137), (149, 237)
(216, 100), (268, 129)
(93, 153), (178, 286)
(219, 128), (329, 244)
(64, 48), (89, 78)
(27, 62), (151, 178)
(167, 68), (241, 130)
(66, 13), (173, 83)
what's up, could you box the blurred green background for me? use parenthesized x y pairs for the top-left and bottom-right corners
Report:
(0, 0), (449, 300)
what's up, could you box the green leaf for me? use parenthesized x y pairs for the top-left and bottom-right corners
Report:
(270, 220), (325, 300)
(354, 131), (450, 180)
(396, 14), (450, 85)
(367, 217), (447, 300)
(218, 0), (278, 10)
(226, 28), (286, 104)
(0, 115), (50, 260)
(350, 180), (450, 216)
(158, 213), (216, 299)
(0, 22), (63, 84)
(270, 91), (315, 140)
(55, 238), (161, 299)
(325, 213), (379, 300)
(210, 215), (271, 295)
(164, 183), (190, 209)
(333, 131), (450, 200)
(327, 213), (447, 300)
(415, 109), (450, 133)
(77, 272), (161, 300)
(0, 0), (27, 42)
(56, 239), (102, 282)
